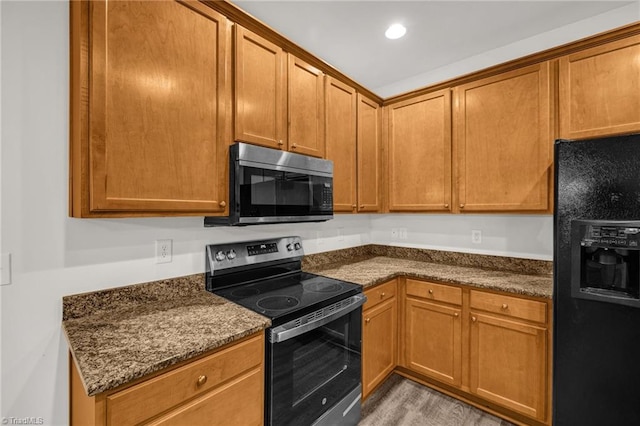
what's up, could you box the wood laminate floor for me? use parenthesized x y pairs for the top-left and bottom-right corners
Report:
(359, 374), (515, 426)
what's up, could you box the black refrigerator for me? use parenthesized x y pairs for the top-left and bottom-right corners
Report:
(554, 133), (640, 425)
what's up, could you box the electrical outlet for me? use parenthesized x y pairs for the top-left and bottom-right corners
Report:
(337, 228), (344, 242)
(391, 228), (398, 239)
(399, 228), (408, 240)
(471, 230), (482, 244)
(156, 239), (172, 263)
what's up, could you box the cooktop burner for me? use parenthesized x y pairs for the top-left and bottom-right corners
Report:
(257, 296), (300, 311)
(304, 281), (343, 293)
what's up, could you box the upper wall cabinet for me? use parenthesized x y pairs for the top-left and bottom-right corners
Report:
(325, 77), (358, 212)
(234, 25), (287, 150)
(69, 0), (232, 217)
(288, 54), (326, 157)
(453, 62), (553, 213)
(559, 34), (640, 140)
(235, 26), (326, 157)
(387, 89), (452, 212)
(357, 94), (383, 212)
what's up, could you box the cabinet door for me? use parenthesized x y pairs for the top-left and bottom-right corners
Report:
(454, 62), (552, 212)
(362, 296), (397, 399)
(76, 0), (231, 214)
(235, 25), (286, 150)
(469, 312), (547, 421)
(325, 77), (357, 212)
(357, 94), (382, 212)
(387, 90), (452, 212)
(288, 55), (325, 157)
(559, 34), (640, 139)
(404, 298), (462, 387)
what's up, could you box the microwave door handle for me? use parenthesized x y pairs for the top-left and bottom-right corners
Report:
(270, 294), (366, 343)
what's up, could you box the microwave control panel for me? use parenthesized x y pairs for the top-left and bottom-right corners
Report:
(321, 182), (333, 207)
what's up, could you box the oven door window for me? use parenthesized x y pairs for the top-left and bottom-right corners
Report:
(238, 166), (332, 218)
(268, 309), (362, 425)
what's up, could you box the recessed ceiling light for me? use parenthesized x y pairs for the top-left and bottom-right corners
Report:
(385, 23), (406, 40)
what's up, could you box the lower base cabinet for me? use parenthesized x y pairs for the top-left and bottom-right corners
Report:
(469, 290), (548, 422)
(70, 333), (265, 426)
(362, 278), (552, 426)
(362, 279), (397, 399)
(403, 280), (462, 387)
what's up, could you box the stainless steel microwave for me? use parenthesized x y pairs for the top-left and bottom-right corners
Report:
(204, 142), (334, 226)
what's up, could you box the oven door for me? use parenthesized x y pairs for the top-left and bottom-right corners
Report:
(267, 294), (365, 426)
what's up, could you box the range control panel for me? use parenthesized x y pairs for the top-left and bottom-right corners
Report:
(581, 223), (640, 248)
(247, 243), (279, 256)
(206, 236), (304, 273)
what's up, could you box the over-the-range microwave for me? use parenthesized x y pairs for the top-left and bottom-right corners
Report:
(204, 142), (334, 226)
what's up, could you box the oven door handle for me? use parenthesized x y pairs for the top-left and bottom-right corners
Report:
(269, 294), (367, 343)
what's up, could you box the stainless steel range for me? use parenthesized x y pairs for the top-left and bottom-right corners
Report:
(206, 236), (365, 426)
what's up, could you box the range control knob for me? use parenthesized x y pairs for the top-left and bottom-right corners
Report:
(294, 242), (302, 250)
(286, 243), (294, 251)
(215, 250), (226, 261)
(226, 249), (236, 260)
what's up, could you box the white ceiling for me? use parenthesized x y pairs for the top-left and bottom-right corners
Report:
(233, 1), (637, 96)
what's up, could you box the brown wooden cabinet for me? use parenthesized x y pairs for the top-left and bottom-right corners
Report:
(453, 62), (553, 213)
(234, 25), (287, 150)
(288, 54), (325, 157)
(357, 94), (383, 212)
(387, 89), (452, 212)
(325, 77), (358, 212)
(70, 333), (264, 426)
(362, 279), (397, 399)
(70, 0), (232, 217)
(235, 26), (325, 157)
(559, 34), (640, 139)
(469, 291), (548, 422)
(403, 279), (462, 387)
(396, 278), (552, 425)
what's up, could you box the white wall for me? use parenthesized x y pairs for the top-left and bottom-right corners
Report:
(371, 214), (553, 260)
(0, 1), (631, 424)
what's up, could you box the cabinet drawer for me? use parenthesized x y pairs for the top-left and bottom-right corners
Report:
(470, 290), (547, 323)
(106, 334), (263, 426)
(406, 279), (462, 306)
(364, 279), (397, 311)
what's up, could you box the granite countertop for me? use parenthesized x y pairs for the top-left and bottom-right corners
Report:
(63, 274), (270, 397)
(307, 256), (552, 299)
(63, 246), (552, 398)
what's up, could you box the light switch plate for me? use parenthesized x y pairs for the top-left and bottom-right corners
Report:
(1, 253), (12, 285)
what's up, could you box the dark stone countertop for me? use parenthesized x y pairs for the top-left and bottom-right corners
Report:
(306, 255), (552, 299)
(62, 274), (270, 397)
(63, 246), (552, 397)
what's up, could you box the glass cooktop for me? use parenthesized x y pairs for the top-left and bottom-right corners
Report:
(213, 272), (362, 324)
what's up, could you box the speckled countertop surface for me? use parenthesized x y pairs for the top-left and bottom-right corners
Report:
(307, 256), (553, 298)
(64, 245), (552, 397)
(63, 274), (270, 397)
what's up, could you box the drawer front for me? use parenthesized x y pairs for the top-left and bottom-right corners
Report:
(470, 290), (547, 323)
(147, 367), (263, 426)
(364, 279), (397, 311)
(406, 279), (462, 306)
(107, 333), (264, 426)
